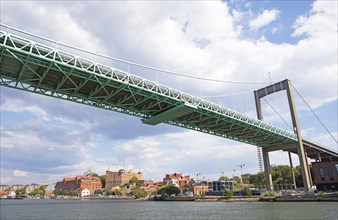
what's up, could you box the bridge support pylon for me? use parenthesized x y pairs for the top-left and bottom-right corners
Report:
(262, 148), (273, 190)
(254, 79), (311, 191)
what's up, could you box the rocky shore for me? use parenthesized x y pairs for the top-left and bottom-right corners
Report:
(152, 193), (338, 202)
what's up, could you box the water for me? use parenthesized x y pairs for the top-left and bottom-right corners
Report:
(0, 199), (337, 220)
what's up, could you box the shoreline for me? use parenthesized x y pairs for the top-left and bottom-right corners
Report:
(3, 194), (337, 202)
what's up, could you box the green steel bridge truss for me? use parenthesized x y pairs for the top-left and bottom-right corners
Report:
(0, 30), (298, 148)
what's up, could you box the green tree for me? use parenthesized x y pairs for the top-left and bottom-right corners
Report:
(123, 183), (131, 189)
(112, 188), (123, 196)
(94, 189), (103, 195)
(157, 185), (180, 196)
(38, 185), (48, 191)
(218, 176), (230, 181)
(242, 175), (250, 184)
(271, 165), (292, 186)
(129, 177), (141, 187)
(232, 176), (242, 184)
(232, 176), (243, 191)
(30, 189), (44, 196)
(131, 189), (147, 199)
(100, 175), (106, 188)
(69, 190), (78, 196)
(224, 189), (233, 200)
(53, 189), (62, 196)
(245, 187), (252, 197)
(15, 188), (26, 196)
(249, 172), (264, 186)
(92, 173), (100, 177)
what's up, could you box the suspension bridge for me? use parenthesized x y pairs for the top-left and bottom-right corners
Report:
(0, 26), (337, 191)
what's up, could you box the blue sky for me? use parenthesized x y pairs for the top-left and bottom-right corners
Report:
(0, 0), (337, 185)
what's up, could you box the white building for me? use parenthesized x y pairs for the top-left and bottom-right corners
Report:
(26, 184), (40, 194)
(7, 191), (16, 198)
(81, 188), (90, 197)
(0, 185), (10, 192)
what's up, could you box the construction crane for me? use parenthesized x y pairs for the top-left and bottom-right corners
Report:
(236, 164), (245, 181)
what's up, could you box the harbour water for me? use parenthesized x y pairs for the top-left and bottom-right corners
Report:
(1, 199), (337, 220)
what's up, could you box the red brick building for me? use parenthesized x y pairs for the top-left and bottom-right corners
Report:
(154, 181), (165, 188)
(55, 175), (102, 194)
(182, 179), (209, 196)
(312, 160), (338, 191)
(140, 185), (158, 194)
(192, 185), (209, 196)
(140, 180), (154, 187)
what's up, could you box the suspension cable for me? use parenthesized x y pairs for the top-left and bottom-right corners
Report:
(199, 89), (253, 98)
(0, 23), (284, 85)
(262, 97), (293, 131)
(291, 83), (338, 144)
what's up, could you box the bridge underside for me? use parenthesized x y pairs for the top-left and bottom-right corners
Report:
(264, 140), (338, 161)
(0, 30), (300, 148)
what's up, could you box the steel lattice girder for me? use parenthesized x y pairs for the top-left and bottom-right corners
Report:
(0, 30), (298, 147)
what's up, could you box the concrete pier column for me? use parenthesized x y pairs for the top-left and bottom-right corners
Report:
(304, 150), (313, 188)
(285, 80), (311, 191)
(262, 148), (273, 191)
(288, 151), (297, 190)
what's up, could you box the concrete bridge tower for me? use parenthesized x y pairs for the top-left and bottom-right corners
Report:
(254, 79), (311, 191)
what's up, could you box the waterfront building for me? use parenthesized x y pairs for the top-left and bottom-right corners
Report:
(154, 181), (165, 188)
(138, 179), (158, 194)
(81, 188), (91, 197)
(105, 168), (143, 190)
(25, 183), (40, 194)
(140, 179), (154, 187)
(0, 185), (10, 197)
(206, 180), (233, 196)
(7, 190), (16, 198)
(140, 185), (158, 194)
(192, 185), (209, 196)
(163, 173), (190, 188)
(312, 160), (338, 191)
(182, 179), (209, 196)
(55, 175), (102, 194)
(11, 184), (25, 191)
(44, 183), (56, 198)
(0, 185), (10, 192)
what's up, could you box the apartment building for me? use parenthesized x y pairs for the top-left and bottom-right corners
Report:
(105, 169), (143, 190)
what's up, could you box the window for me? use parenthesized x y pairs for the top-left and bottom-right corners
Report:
(335, 164), (338, 173)
(328, 167), (334, 181)
(319, 167), (325, 181)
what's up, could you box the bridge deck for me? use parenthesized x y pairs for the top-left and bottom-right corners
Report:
(0, 30), (305, 148)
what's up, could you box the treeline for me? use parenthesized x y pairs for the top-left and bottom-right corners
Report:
(15, 185), (48, 197)
(244, 165), (313, 188)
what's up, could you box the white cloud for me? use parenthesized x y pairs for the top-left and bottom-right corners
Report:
(0, 0), (337, 185)
(249, 9), (280, 30)
(13, 169), (28, 177)
(293, 1), (337, 37)
(311, 132), (338, 152)
(1, 127), (43, 149)
(1, 98), (50, 121)
(110, 131), (259, 180)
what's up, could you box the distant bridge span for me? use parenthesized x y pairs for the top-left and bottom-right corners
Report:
(1, 29), (337, 190)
